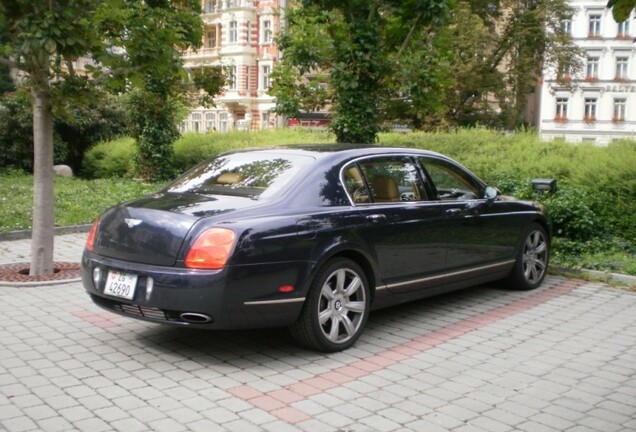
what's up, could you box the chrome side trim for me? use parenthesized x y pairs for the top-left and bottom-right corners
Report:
(386, 260), (515, 290)
(244, 297), (306, 306)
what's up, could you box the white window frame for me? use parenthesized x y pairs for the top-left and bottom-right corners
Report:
(584, 98), (597, 121)
(589, 14), (602, 37)
(555, 97), (568, 119)
(228, 65), (237, 90)
(616, 56), (629, 80)
(613, 98), (627, 121)
(261, 65), (271, 90)
(586, 56), (600, 79)
(229, 21), (238, 44)
(262, 19), (273, 44)
(205, 112), (216, 131)
(618, 20), (630, 38)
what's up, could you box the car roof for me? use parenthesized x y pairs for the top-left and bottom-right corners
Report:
(222, 143), (447, 162)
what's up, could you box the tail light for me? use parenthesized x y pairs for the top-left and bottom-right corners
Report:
(86, 218), (100, 251)
(185, 228), (236, 270)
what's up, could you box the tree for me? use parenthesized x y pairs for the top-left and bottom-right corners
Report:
(0, 0), (220, 275)
(274, 0), (450, 143)
(607, 0), (635, 22)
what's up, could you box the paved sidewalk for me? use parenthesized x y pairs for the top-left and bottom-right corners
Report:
(0, 234), (635, 431)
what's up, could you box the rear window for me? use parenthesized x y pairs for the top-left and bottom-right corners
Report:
(165, 152), (314, 199)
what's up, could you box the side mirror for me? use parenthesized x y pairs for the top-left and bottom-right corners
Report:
(532, 178), (557, 194)
(484, 186), (499, 201)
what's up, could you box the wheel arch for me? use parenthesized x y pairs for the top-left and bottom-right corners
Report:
(304, 245), (380, 304)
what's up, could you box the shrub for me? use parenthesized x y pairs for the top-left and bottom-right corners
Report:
(82, 137), (137, 179)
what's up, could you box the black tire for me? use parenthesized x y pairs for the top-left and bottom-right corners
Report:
(290, 258), (370, 352)
(507, 223), (549, 290)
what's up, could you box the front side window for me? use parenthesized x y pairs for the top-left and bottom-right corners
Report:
(343, 157), (426, 204)
(420, 158), (482, 201)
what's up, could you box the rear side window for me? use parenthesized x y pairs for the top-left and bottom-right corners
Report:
(166, 152), (315, 199)
(343, 157), (427, 203)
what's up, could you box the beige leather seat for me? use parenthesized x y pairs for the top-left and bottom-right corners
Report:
(371, 176), (400, 202)
(215, 172), (243, 185)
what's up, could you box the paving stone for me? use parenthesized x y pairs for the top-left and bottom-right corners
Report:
(2, 235), (636, 432)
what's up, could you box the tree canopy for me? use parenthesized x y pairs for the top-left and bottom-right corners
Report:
(0, 0), (223, 275)
(272, 0), (582, 134)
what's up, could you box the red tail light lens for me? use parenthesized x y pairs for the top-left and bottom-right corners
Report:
(185, 228), (236, 270)
(86, 218), (100, 251)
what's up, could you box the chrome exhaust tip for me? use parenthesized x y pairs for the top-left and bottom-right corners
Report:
(179, 312), (214, 324)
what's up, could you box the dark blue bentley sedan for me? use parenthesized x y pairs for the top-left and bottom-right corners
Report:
(82, 145), (550, 352)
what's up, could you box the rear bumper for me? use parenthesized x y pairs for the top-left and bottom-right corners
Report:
(81, 251), (312, 329)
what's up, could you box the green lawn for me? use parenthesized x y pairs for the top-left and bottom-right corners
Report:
(0, 170), (161, 232)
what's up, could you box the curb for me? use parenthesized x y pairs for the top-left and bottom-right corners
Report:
(552, 265), (636, 288)
(0, 277), (82, 288)
(0, 224), (92, 241)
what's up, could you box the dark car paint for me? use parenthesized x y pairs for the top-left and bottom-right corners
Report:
(82, 145), (549, 330)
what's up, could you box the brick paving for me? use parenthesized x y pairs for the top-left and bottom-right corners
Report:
(0, 233), (635, 431)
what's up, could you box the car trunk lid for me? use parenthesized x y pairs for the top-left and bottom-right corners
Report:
(94, 192), (255, 266)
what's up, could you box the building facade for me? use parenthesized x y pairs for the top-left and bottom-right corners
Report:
(181, 0), (286, 133)
(538, 1), (636, 144)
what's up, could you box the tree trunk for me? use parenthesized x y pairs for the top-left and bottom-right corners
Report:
(30, 88), (55, 276)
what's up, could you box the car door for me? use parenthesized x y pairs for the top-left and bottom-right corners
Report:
(418, 156), (519, 272)
(343, 156), (447, 288)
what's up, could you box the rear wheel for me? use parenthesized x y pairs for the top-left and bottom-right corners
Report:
(290, 258), (370, 352)
(508, 223), (549, 290)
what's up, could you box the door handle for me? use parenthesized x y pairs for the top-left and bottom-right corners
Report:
(445, 208), (462, 216)
(366, 214), (387, 223)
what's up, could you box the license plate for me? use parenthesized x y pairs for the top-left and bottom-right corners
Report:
(104, 271), (138, 300)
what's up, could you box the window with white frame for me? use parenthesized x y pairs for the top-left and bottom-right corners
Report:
(205, 29), (217, 48)
(586, 56), (600, 79)
(261, 111), (270, 129)
(262, 65), (271, 90)
(228, 66), (237, 90)
(618, 20), (630, 38)
(204, 0), (216, 13)
(589, 14), (602, 37)
(563, 20), (572, 36)
(584, 98), (597, 121)
(262, 19), (273, 44)
(616, 56), (629, 80)
(555, 97), (568, 120)
(205, 112), (216, 131)
(192, 113), (202, 133)
(219, 112), (228, 132)
(613, 98), (626, 121)
(229, 21), (238, 43)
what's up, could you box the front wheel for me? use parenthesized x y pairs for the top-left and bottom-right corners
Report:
(290, 258), (370, 352)
(507, 223), (549, 290)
